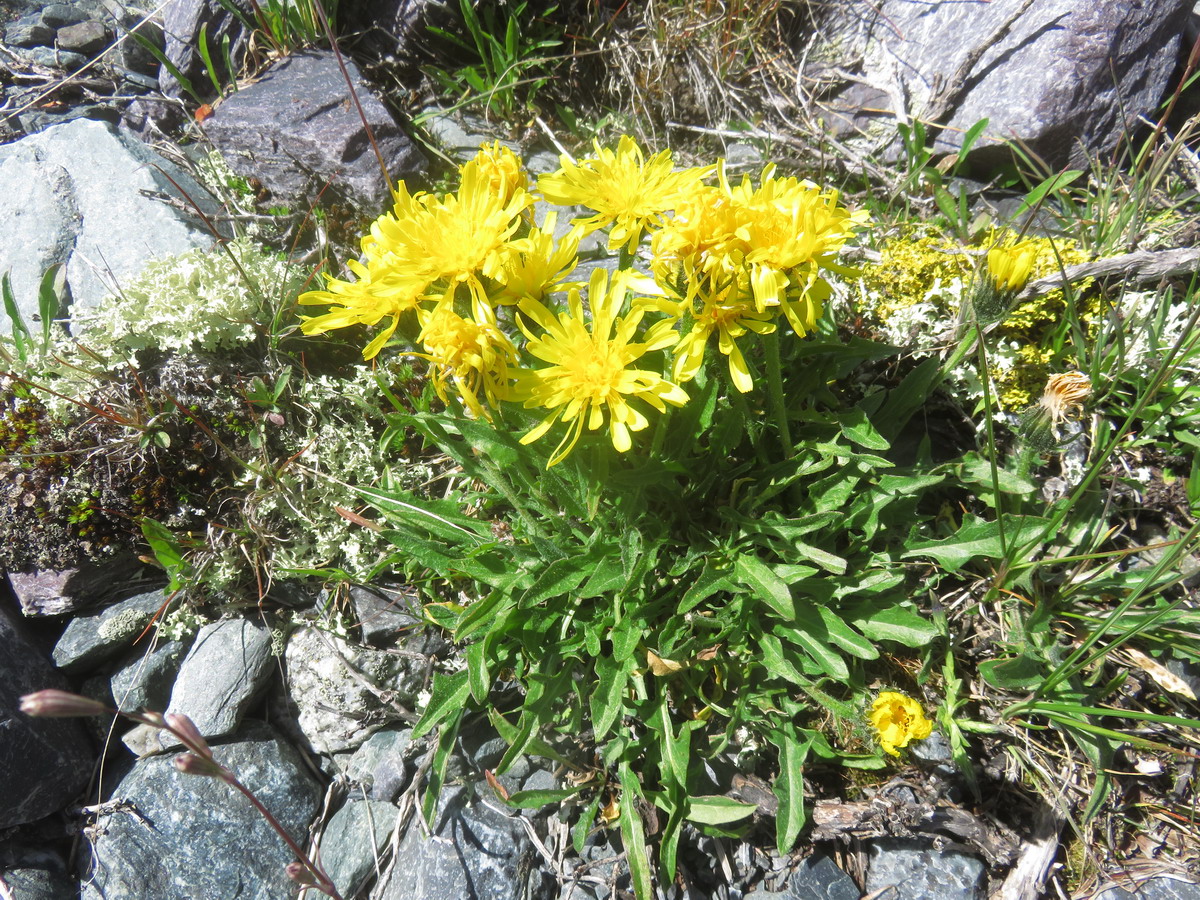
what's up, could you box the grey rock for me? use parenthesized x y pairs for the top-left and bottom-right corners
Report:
(0, 119), (223, 332)
(342, 727), (413, 801)
(4, 17), (55, 47)
(110, 638), (189, 713)
(340, 0), (456, 74)
(910, 730), (953, 763)
(420, 107), (512, 162)
(865, 838), (986, 900)
(378, 784), (536, 900)
(8, 554), (153, 617)
(56, 20), (110, 56)
(814, 0), (1188, 169)
(81, 722), (322, 900)
(0, 602), (95, 828)
(158, 0), (253, 99)
(350, 583), (420, 647)
(761, 855), (859, 900)
(321, 799), (401, 897)
(0, 867), (77, 900)
(520, 766), (559, 796)
(204, 50), (427, 215)
(8, 45), (90, 70)
(167, 617), (274, 739)
(285, 626), (418, 755)
(51, 589), (169, 674)
(1095, 876), (1200, 900)
(39, 4), (89, 28)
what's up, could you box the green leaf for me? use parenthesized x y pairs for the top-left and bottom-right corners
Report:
(840, 407), (891, 451)
(36, 264), (64, 354)
(773, 732), (809, 853)
(618, 763), (653, 900)
(685, 796), (756, 826)
(573, 790), (603, 855)
(872, 357), (942, 440)
(505, 785), (586, 807)
(735, 554), (795, 620)
(518, 554), (590, 607)
(2, 271), (30, 363)
(773, 621), (849, 680)
(656, 699), (690, 789)
(466, 640), (490, 704)
(679, 561), (735, 613)
(902, 514), (1052, 573)
(816, 606), (879, 660)
(411, 670), (471, 741)
(759, 633), (807, 686)
(847, 603), (938, 647)
(979, 654), (1046, 690)
(591, 654), (632, 741)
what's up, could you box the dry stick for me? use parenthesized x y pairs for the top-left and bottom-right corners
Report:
(995, 803), (1064, 900)
(1019, 247), (1200, 301)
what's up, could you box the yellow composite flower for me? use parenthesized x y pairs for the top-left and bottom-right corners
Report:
(297, 256), (429, 360)
(870, 691), (933, 757)
(492, 211), (585, 306)
(538, 135), (714, 253)
(370, 158), (531, 304)
(417, 295), (517, 419)
(471, 140), (534, 213)
(513, 267), (689, 466)
(669, 262), (775, 393)
(987, 239), (1039, 293)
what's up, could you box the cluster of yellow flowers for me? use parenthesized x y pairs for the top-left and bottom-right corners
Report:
(299, 137), (865, 465)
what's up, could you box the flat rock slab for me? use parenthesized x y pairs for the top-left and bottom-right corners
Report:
(8, 555), (153, 617)
(866, 838), (986, 900)
(0, 119), (222, 331)
(816, 0), (1188, 169)
(379, 784), (534, 900)
(284, 626), (418, 755)
(81, 722), (321, 900)
(52, 590), (170, 675)
(320, 799), (400, 897)
(166, 617), (274, 739)
(110, 638), (190, 714)
(204, 49), (426, 215)
(0, 603), (95, 828)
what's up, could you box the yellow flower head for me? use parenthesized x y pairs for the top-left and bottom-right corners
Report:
(470, 140), (534, 214)
(670, 262), (774, 393)
(370, 158), (530, 303)
(298, 257), (428, 360)
(538, 136), (714, 253)
(987, 239), (1039, 293)
(417, 295), (517, 420)
(492, 211), (585, 306)
(513, 267), (689, 466)
(870, 691), (933, 757)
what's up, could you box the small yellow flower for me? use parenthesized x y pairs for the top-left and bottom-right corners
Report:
(298, 257), (428, 359)
(987, 239), (1039, 293)
(417, 295), (518, 420)
(870, 691), (933, 757)
(513, 267), (689, 466)
(670, 262), (775, 393)
(471, 140), (533, 212)
(538, 136), (714, 253)
(492, 212), (585, 306)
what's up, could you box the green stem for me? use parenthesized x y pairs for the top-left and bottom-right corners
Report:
(763, 329), (793, 459)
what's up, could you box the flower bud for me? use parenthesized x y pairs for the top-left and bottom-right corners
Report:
(173, 752), (227, 780)
(19, 690), (109, 718)
(166, 713), (211, 756)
